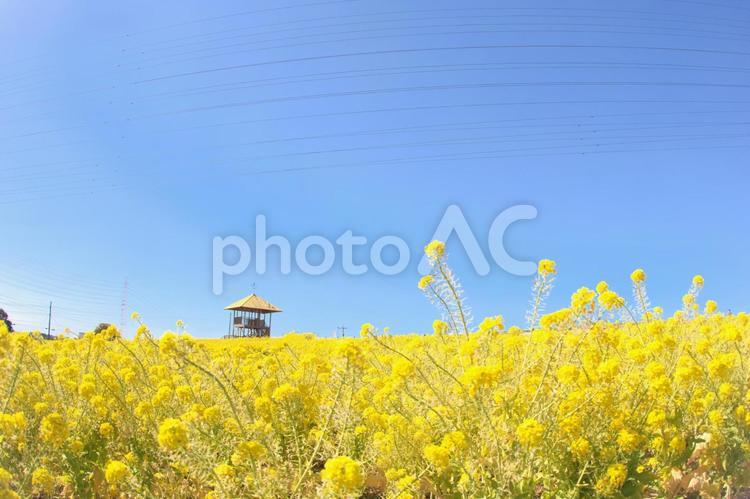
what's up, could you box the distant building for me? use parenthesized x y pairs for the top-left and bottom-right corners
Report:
(224, 293), (282, 338)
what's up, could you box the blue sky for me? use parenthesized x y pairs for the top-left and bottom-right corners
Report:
(1, 0), (749, 337)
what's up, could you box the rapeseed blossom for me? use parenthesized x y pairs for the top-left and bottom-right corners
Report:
(537, 259), (557, 275)
(0, 245), (746, 497)
(39, 413), (67, 446)
(104, 461), (129, 484)
(517, 418), (544, 447)
(424, 240), (446, 260)
(423, 444), (451, 470)
(30, 467), (55, 494)
(320, 456), (364, 495)
(157, 418), (188, 450)
(598, 290), (625, 310)
(417, 275), (433, 290)
(630, 268), (647, 282)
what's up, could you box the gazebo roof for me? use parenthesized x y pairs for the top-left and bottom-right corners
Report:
(224, 293), (282, 313)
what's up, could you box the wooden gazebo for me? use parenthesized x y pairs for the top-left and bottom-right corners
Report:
(224, 293), (282, 338)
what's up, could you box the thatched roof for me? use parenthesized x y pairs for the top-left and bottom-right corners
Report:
(224, 293), (282, 313)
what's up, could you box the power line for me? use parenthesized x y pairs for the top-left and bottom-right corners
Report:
(224, 119), (750, 150)
(134, 21), (750, 69)
(122, 0), (364, 37)
(168, 99), (750, 133)
(133, 43), (750, 84)
(246, 135), (750, 175)
(129, 6), (750, 51)
(136, 61), (750, 102)
(137, 79), (750, 120)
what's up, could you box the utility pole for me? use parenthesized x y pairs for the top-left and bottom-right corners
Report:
(46, 301), (52, 339)
(337, 325), (347, 338)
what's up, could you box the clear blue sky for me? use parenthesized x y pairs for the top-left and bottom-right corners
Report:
(1, 0), (749, 337)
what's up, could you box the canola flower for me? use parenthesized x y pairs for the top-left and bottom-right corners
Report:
(104, 460), (129, 485)
(320, 456), (364, 496)
(0, 248), (748, 497)
(158, 418), (189, 450)
(516, 418), (544, 448)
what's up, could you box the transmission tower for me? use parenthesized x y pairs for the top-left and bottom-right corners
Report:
(120, 278), (128, 334)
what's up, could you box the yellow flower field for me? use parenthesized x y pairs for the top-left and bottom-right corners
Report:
(1, 244), (748, 497)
